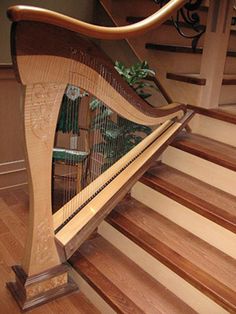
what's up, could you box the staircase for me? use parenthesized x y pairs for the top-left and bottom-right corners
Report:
(68, 113), (236, 313)
(97, 0), (236, 109)
(65, 1), (236, 313)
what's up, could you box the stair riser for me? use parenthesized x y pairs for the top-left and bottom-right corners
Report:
(143, 27), (205, 47)
(131, 182), (236, 259)
(98, 221), (228, 314)
(220, 85), (236, 105)
(162, 147), (236, 196)
(189, 114), (236, 147)
(70, 267), (116, 314)
(228, 34), (236, 52)
(225, 55), (236, 73)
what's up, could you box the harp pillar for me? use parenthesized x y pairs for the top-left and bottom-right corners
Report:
(6, 82), (78, 311)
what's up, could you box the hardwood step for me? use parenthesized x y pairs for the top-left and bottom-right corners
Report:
(70, 234), (196, 314)
(107, 197), (236, 313)
(222, 75), (236, 85)
(140, 162), (236, 233)
(145, 44), (236, 57)
(166, 73), (206, 85)
(145, 43), (203, 54)
(187, 104), (236, 125)
(170, 132), (236, 171)
(167, 73), (236, 86)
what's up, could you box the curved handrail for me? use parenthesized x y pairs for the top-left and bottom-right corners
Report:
(7, 0), (187, 40)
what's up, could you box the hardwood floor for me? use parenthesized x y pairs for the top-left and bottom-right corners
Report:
(0, 186), (99, 314)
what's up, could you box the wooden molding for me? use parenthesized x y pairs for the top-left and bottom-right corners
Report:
(0, 160), (27, 190)
(0, 64), (15, 80)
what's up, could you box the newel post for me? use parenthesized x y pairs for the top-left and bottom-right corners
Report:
(199, 0), (234, 108)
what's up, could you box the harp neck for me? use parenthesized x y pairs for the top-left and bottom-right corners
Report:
(8, 0), (187, 39)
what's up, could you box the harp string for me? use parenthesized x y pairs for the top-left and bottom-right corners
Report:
(52, 52), (153, 229)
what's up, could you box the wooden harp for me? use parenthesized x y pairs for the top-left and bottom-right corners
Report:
(6, 1), (192, 311)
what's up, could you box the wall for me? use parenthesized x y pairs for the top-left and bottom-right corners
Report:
(0, 0), (95, 190)
(0, 0), (96, 63)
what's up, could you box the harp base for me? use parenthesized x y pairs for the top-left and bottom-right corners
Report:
(6, 264), (78, 312)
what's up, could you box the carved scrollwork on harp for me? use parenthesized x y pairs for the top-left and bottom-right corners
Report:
(30, 83), (62, 145)
(35, 219), (56, 266)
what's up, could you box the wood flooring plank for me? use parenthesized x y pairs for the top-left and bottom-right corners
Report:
(141, 162), (236, 232)
(0, 188), (100, 314)
(170, 132), (236, 171)
(71, 235), (196, 314)
(107, 198), (236, 312)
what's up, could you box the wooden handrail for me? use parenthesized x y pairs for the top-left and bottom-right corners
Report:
(7, 0), (187, 40)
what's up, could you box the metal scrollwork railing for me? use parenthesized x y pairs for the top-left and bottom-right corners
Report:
(154, 0), (205, 51)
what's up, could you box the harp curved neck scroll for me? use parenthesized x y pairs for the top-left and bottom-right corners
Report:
(8, 0), (187, 39)
(7, 2), (194, 311)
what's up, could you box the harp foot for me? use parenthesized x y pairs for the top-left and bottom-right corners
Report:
(6, 264), (78, 312)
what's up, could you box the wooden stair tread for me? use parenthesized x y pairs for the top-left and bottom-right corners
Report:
(145, 43), (203, 54)
(140, 162), (236, 232)
(145, 44), (236, 57)
(222, 75), (236, 85)
(167, 73), (236, 86)
(107, 198), (236, 312)
(70, 235), (196, 314)
(66, 292), (101, 313)
(170, 132), (236, 171)
(166, 73), (206, 85)
(187, 104), (236, 125)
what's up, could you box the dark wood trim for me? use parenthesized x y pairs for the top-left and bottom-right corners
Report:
(141, 162), (236, 233)
(0, 63), (15, 80)
(187, 104), (236, 125)
(231, 29), (236, 36)
(166, 73), (206, 85)
(58, 111), (195, 260)
(222, 77), (236, 85)
(0, 64), (13, 70)
(145, 43), (203, 54)
(7, 264), (78, 312)
(226, 51), (236, 58)
(12, 21), (185, 118)
(12, 263), (69, 286)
